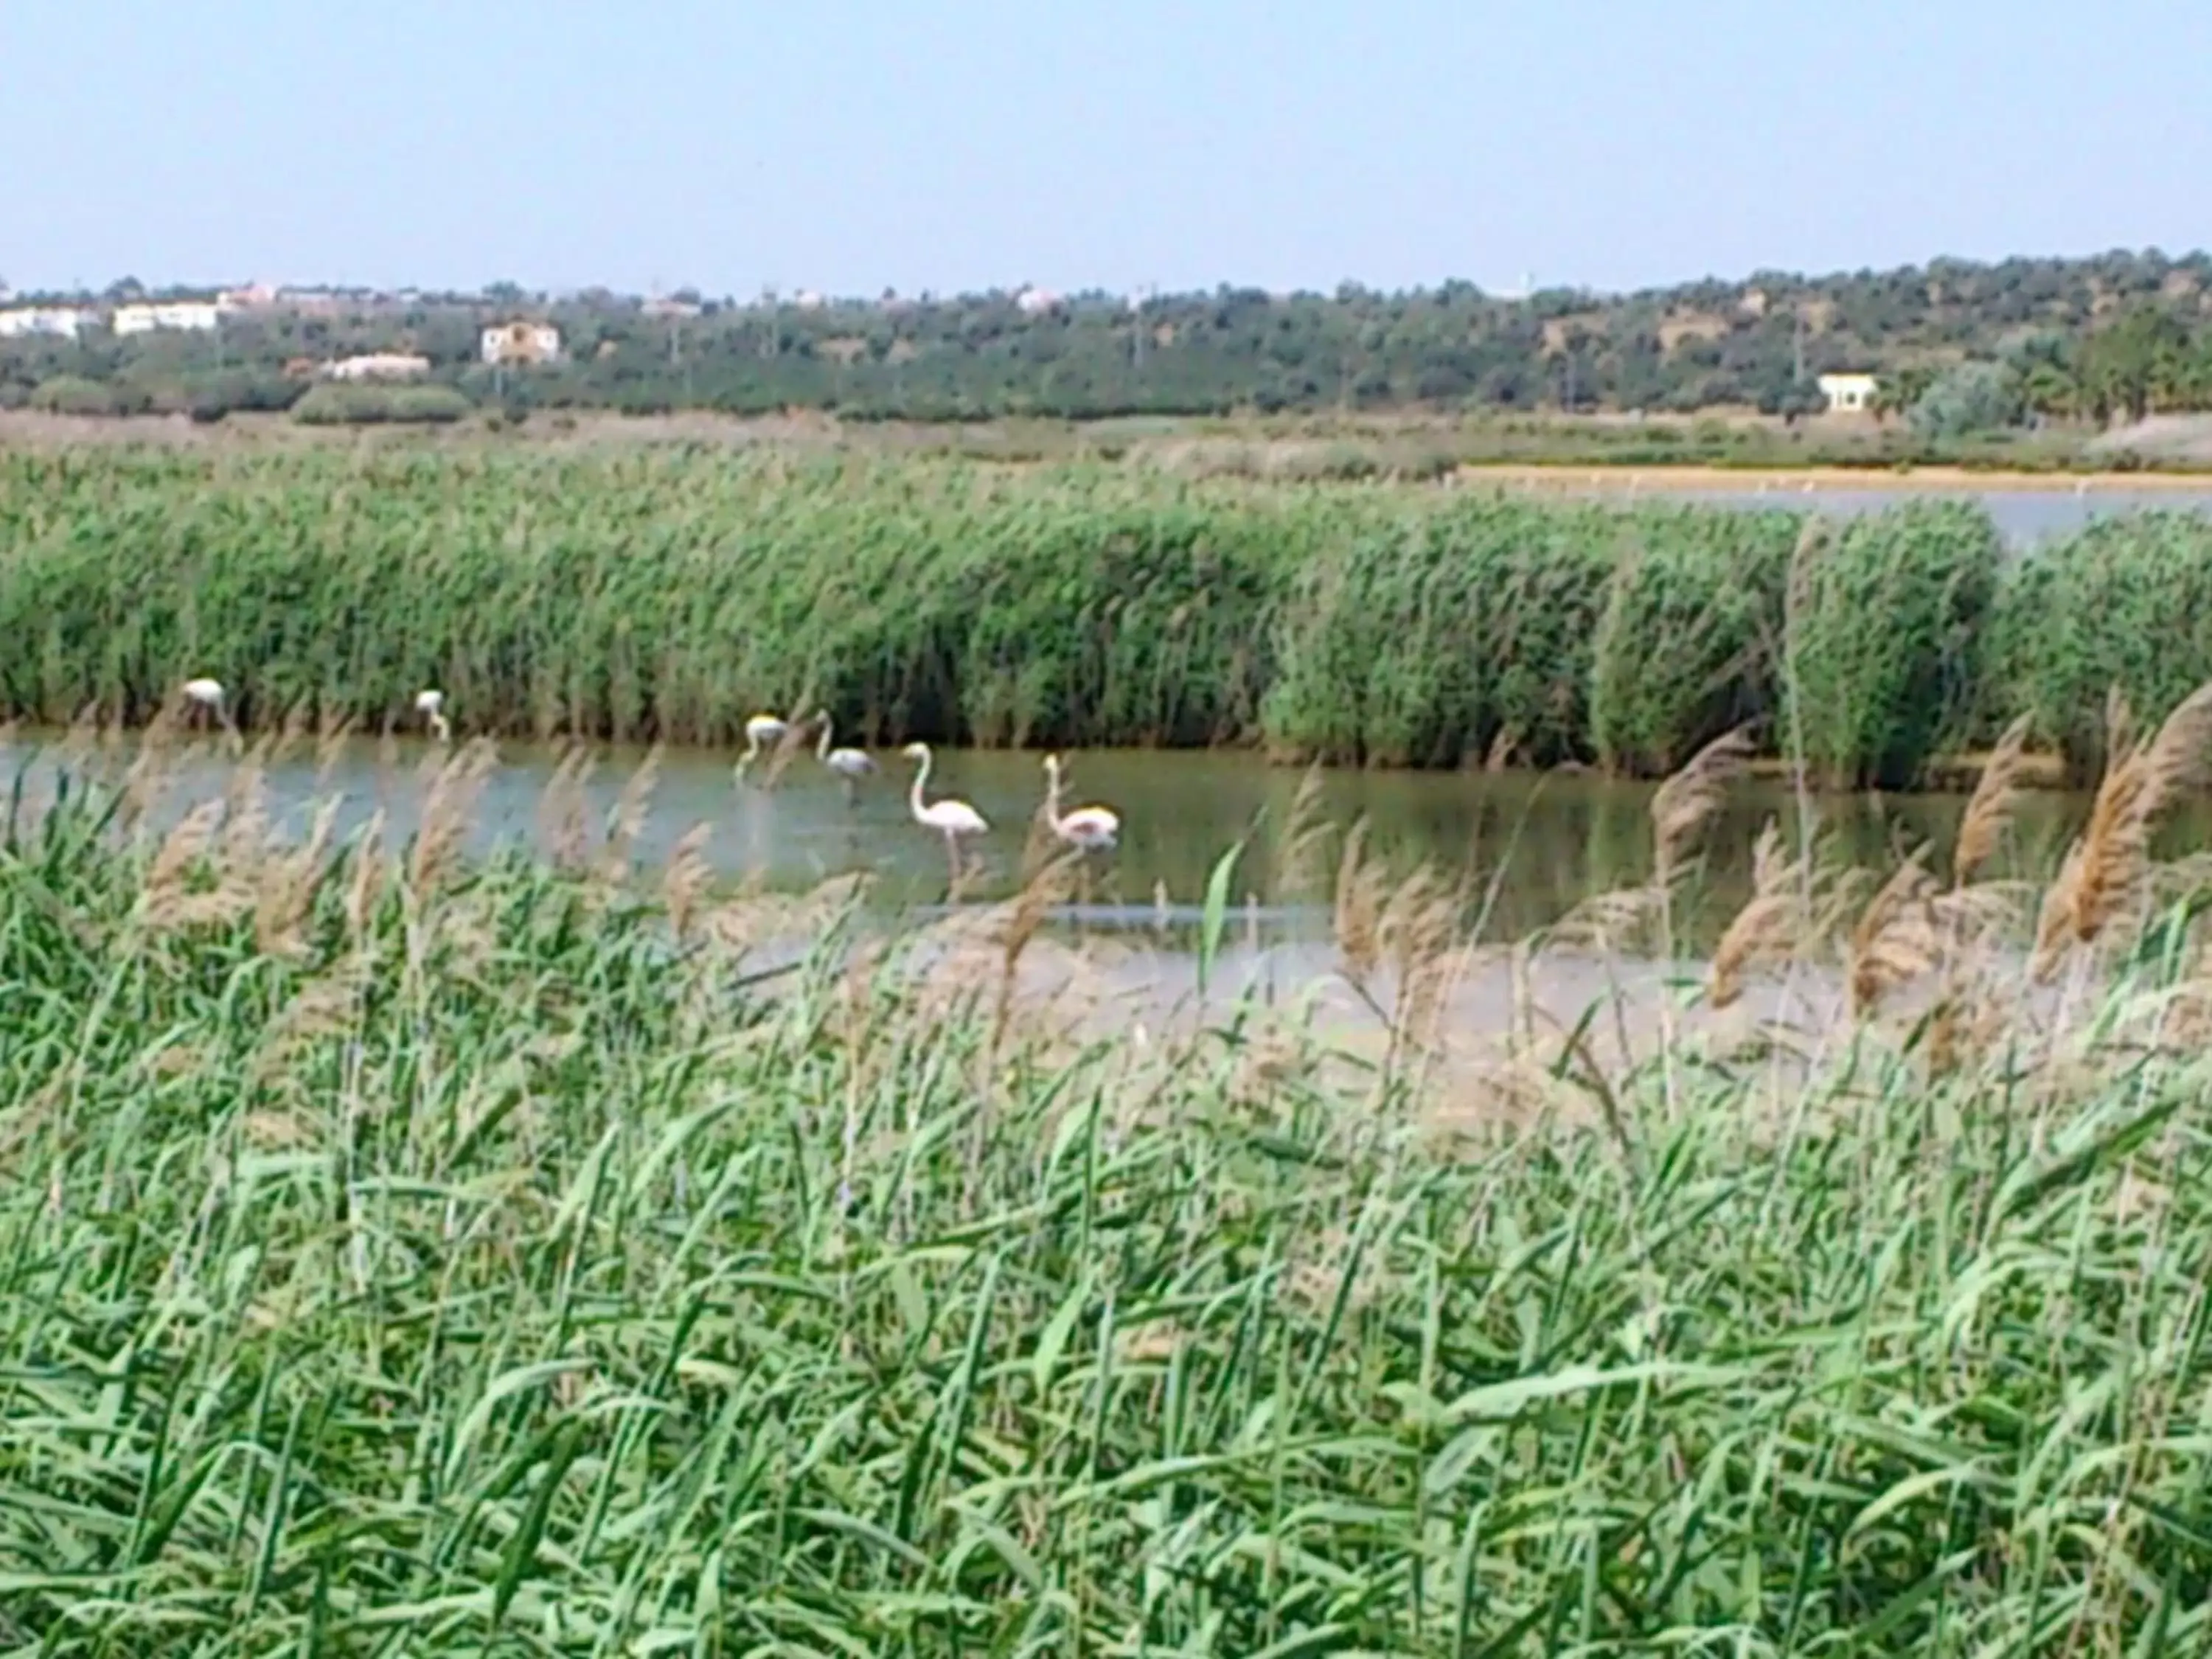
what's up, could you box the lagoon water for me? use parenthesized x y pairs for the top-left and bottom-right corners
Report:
(1532, 482), (2212, 549)
(0, 731), (2131, 956)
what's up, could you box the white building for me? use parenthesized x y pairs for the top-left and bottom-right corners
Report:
(325, 352), (431, 381)
(1015, 285), (1061, 316)
(1817, 372), (1880, 414)
(0, 306), (91, 341)
(480, 321), (562, 366)
(112, 301), (229, 335)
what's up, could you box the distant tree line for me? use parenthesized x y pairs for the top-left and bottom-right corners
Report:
(4, 248), (2212, 426)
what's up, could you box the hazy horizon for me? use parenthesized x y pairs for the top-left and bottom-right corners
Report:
(9, 244), (2212, 309)
(5, 0), (2208, 302)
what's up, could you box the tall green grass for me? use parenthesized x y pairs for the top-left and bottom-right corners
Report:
(1991, 510), (2212, 776)
(1262, 499), (1619, 767)
(1784, 501), (2001, 790)
(1, 448), (2208, 788)
(4, 757), (2212, 1652)
(1587, 507), (1801, 775)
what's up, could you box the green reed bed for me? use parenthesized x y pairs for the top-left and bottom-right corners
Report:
(2, 448), (2211, 788)
(1989, 509), (2212, 778)
(4, 773), (2212, 1653)
(1782, 501), (2000, 790)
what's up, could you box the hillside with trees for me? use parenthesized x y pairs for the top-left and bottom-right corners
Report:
(5, 249), (2212, 428)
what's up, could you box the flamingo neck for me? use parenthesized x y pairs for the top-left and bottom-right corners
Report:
(1044, 763), (1065, 832)
(908, 748), (932, 821)
(815, 721), (832, 760)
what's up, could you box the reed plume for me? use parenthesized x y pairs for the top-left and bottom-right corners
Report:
(1846, 846), (1940, 1020)
(663, 821), (715, 945)
(1708, 818), (1806, 1009)
(2034, 681), (2212, 978)
(1650, 725), (1755, 891)
(1952, 714), (2032, 888)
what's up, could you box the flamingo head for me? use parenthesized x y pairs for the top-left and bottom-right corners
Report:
(1043, 753), (1062, 777)
(902, 742), (930, 762)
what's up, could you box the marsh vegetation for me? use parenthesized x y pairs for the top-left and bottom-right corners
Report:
(10, 451), (2212, 799)
(6, 679), (2212, 1650)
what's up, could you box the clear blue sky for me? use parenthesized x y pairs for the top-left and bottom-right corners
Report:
(5, 0), (2207, 300)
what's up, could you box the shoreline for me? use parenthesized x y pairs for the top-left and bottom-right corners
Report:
(1455, 462), (2212, 493)
(4, 411), (2212, 489)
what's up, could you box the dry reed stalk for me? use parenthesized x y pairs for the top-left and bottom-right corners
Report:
(1707, 818), (1814, 1010)
(271, 700), (315, 771)
(1650, 725), (1756, 891)
(118, 717), (180, 832)
(757, 717), (812, 792)
(1418, 1053), (1577, 1144)
(1484, 725), (1520, 773)
(597, 742), (664, 891)
(662, 821), (714, 945)
(220, 746), (276, 872)
(432, 890), (504, 984)
(253, 796), (344, 961)
(1222, 1018), (1322, 1108)
(137, 799), (255, 933)
(1331, 818), (1387, 987)
(1846, 847), (1941, 1020)
(1540, 886), (1661, 958)
(538, 744), (597, 869)
(701, 870), (868, 958)
(141, 799), (221, 903)
(2034, 681), (2212, 979)
(1377, 863), (1464, 1059)
(1952, 714), (2033, 888)
(315, 712), (358, 794)
(55, 707), (100, 776)
(343, 810), (389, 943)
(1272, 764), (1334, 907)
(247, 953), (372, 1090)
(408, 739), (498, 900)
(990, 846), (1078, 1058)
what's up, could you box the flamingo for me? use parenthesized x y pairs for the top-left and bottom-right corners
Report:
(902, 742), (988, 885)
(1041, 754), (1120, 852)
(735, 712), (791, 786)
(415, 688), (451, 743)
(180, 675), (240, 748)
(812, 710), (877, 804)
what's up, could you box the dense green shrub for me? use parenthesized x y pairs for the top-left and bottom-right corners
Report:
(27, 375), (122, 417)
(291, 382), (475, 425)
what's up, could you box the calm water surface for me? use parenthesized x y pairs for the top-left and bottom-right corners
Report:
(6, 733), (2168, 951)
(1541, 484), (2212, 548)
